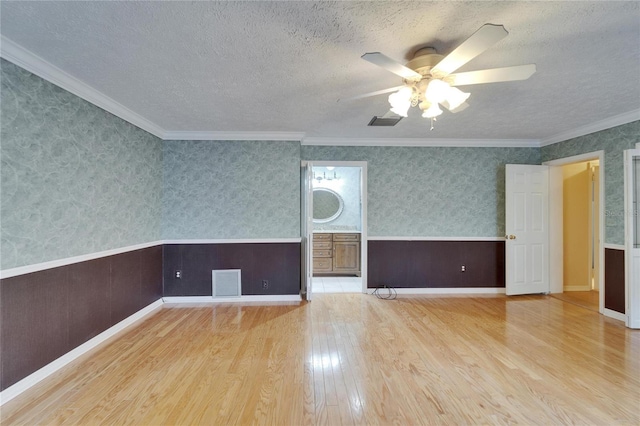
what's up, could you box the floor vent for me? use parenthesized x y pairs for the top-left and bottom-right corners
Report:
(212, 269), (241, 297)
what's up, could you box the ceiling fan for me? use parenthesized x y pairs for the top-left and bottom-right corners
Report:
(345, 24), (536, 128)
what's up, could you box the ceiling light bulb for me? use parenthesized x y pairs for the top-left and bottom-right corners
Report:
(445, 87), (471, 111)
(425, 79), (451, 104)
(388, 87), (413, 117)
(422, 102), (443, 118)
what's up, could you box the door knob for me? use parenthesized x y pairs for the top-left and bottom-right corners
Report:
(505, 235), (516, 240)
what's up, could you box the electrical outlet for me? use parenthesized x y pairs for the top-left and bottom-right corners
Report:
(461, 265), (466, 272)
(175, 270), (182, 279)
(262, 280), (269, 289)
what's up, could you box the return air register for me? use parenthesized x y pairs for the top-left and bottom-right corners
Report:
(368, 115), (403, 126)
(212, 269), (241, 297)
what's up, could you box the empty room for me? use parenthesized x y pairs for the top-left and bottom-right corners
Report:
(1, 2), (639, 425)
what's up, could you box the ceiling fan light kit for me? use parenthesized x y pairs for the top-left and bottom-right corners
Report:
(357, 24), (536, 130)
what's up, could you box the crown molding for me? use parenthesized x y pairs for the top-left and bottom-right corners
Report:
(302, 137), (540, 148)
(0, 35), (165, 139)
(163, 131), (305, 141)
(2, 35), (636, 147)
(540, 109), (640, 147)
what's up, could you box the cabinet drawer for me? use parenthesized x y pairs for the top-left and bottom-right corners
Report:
(313, 258), (333, 272)
(313, 249), (332, 258)
(333, 233), (360, 241)
(313, 241), (332, 250)
(313, 233), (332, 241)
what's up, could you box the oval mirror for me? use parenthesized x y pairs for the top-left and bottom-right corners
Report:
(313, 188), (344, 223)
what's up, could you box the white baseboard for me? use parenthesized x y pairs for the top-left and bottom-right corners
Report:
(604, 243), (625, 251)
(0, 299), (163, 406)
(603, 308), (626, 322)
(563, 286), (592, 292)
(368, 287), (506, 295)
(163, 295), (302, 304)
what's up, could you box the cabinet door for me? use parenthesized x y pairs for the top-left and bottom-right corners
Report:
(333, 241), (360, 273)
(313, 257), (333, 273)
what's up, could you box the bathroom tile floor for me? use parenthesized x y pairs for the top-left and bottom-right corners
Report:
(312, 276), (362, 293)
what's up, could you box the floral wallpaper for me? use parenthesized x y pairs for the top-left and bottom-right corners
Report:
(162, 140), (300, 239)
(541, 121), (639, 246)
(302, 145), (541, 237)
(0, 59), (163, 270)
(2, 57), (636, 270)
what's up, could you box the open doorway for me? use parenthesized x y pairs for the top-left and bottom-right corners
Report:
(545, 151), (605, 315)
(551, 160), (600, 311)
(301, 161), (367, 298)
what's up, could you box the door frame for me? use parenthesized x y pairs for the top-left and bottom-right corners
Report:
(301, 161), (368, 294)
(624, 149), (640, 328)
(543, 150), (606, 315)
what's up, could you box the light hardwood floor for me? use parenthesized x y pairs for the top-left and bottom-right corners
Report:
(2, 294), (639, 425)
(550, 290), (600, 312)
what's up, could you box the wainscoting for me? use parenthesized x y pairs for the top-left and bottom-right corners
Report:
(1, 240), (628, 397)
(162, 243), (301, 296)
(605, 247), (625, 314)
(368, 240), (505, 289)
(0, 246), (162, 391)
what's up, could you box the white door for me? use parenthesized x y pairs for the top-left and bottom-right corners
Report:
(505, 164), (550, 295)
(301, 161), (314, 300)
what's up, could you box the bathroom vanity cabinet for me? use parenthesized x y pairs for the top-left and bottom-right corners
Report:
(313, 233), (361, 276)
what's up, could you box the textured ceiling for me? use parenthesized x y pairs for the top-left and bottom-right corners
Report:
(1, 1), (639, 142)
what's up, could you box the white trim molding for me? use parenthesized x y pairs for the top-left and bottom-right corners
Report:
(540, 109), (640, 146)
(0, 241), (164, 279)
(543, 150), (605, 167)
(165, 238), (302, 245)
(163, 295), (302, 304)
(603, 308), (626, 323)
(367, 236), (505, 241)
(0, 36), (165, 139)
(604, 243), (625, 250)
(163, 131), (305, 141)
(563, 286), (592, 292)
(0, 299), (164, 405)
(0, 239), (302, 279)
(369, 287), (506, 295)
(302, 137), (539, 148)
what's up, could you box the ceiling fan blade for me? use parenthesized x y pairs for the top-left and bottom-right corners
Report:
(431, 24), (509, 77)
(361, 53), (422, 80)
(448, 64), (536, 86)
(441, 100), (469, 113)
(337, 85), (405, 102)
(381, 110), (401, 119)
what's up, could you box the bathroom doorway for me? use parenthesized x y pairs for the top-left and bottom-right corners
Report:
(301, 161), (367, 298)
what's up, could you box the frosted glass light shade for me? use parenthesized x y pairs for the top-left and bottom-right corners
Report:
(425, 79), (451, 104)
(421, 103), (443, 118)
(388, 87), (413, 117)
(446, 87), (471, 111)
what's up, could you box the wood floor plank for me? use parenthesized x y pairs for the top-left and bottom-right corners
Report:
(2, 294), (639, 425)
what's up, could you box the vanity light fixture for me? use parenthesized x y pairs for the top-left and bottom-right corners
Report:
(313, 171), (340, 182)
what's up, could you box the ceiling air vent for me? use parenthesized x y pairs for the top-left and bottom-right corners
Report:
(368, 115), (403, 126)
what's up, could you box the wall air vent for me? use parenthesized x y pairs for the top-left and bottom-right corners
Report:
(212, 269), (241, 297)
(368, 115), (403, 126)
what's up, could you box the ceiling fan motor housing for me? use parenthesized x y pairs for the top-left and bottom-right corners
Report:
(405, 47), (444, 78)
